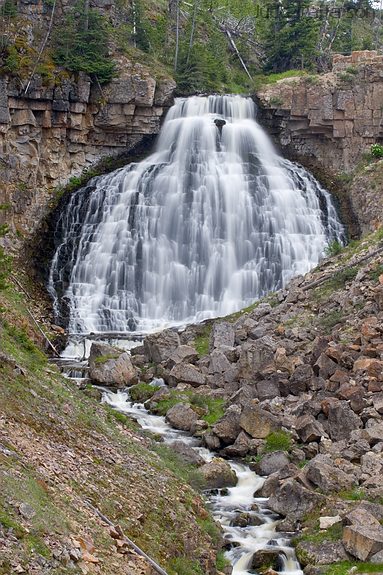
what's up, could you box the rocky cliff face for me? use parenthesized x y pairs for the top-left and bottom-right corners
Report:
(257, 51), (383, 234)
(0, 59), (175, 236)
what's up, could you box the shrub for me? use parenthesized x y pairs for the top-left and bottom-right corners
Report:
(264, 430), (292, 453)
(371, 143), (383, 159)
(325, 240), (343, 257)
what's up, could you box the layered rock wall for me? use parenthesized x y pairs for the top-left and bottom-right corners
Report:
(0, 61), (175, 235)
(257, 51), (383, 174)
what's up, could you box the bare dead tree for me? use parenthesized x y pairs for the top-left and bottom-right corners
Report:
(186, 0), (199, 65)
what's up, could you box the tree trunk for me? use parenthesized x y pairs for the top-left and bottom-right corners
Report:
(186, 0), (199, 65)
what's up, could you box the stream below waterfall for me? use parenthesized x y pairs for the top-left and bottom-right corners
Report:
(101, 388), (303, 575)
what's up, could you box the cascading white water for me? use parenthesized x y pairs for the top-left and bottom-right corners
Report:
(49, 95), (344, 334)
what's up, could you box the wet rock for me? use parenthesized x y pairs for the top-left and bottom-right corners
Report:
(200, 458), (237, 490)
(210, 322), (235, 349)
(168, 363), (205, 387)
(143, 329), (180, 363)
(268, 479), (325, 519)
(165, 403), (199, 432)
(171, 441), (205, 466)
(203, 431), (221, 451)
(253, 451), (290, 476)
(212, 405), (241, 444)
(250, 549), (283, 572)
(89, 342), (137, 387)
(231, 512), (263, 527)
(240, 401), (281, 439)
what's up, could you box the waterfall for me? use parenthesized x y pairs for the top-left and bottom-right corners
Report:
(49, 95), (344, 334)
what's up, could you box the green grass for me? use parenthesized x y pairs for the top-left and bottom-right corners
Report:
(339, 488), (367, 501)
(369, 263), (383, 283)
(153, 390), (225, 426)
(298, 521), (343, 545)
(129, 382), (160, 403)
(318, 310), (345, 332)
(151, 444), (204, 491)
(325, 240), (344, 257)
(324, 561), (383, 574)
(216, 550), (230, 571)
(168, 557), (204, 575)
(264, 431), (292, 453)
(94, 352), (119, 364)
(194, 324), (212, 357)
(254, 69), (309, 89)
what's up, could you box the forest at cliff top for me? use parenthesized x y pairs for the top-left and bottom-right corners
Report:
(0, 0), (383, 94)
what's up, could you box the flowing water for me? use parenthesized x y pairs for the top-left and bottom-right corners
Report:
(102, 389), (303, 575)
(49, 95), (344, 337)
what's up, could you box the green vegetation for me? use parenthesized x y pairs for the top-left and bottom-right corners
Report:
(129, 382), (160, 403)
(324, 561), (383, 575)
(53, 0), (116, 83)
(319, 310), (345, 332)
(151, 443), (204, 491)
(94, 352), (120, 364)
(339, 487), (367, 501)
(153, 389), (225, 426)
(325, 240), (343, 257)
(371, 143), (383, 159)
(264, 430), (292, 453)
(168, 557), (204, 575)
(297, 521), (343, 545)
(369, 263), (383, 283)
(194, 324), (212, 357)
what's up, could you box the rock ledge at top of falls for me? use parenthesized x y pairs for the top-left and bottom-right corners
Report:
(257, 50), (383, 235)
(0, 55), (176, 237)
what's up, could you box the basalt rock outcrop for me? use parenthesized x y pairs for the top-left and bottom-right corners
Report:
(257, 51), (383, 234)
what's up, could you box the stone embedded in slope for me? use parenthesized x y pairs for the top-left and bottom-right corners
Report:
(171, 441), (205, 466)
(256, 379), (280, 401)
(304, 455), (357, 492)
(253, 451), (290, 476)
(295, 541), (348, 567)
(268, 479), (325, 519)
(238, 337), (277, 380)
(239, 401), (281, 439)
(289, 364), (314, 395)
(199, 458), (237, 490)
(295, 415), (326, 443)
(165, 403), (199, 432)
(168, 363), (206, 387)
(209, 322), (235, 349)
(313, 353), (338, 379)
(344, 507), (382, 529)
(327, 401), (362, 441)
(353, 357), (383, 380)
(343, 524), (383, 561)
(166, 345), (199, 368)
(143, 329), (180, 363)
(89, 342), (137, 387)
(212, 404), (241, 444)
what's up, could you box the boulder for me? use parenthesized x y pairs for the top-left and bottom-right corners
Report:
(171, 441), (205, 466)
(289, 364), (314, 395)
(305, 455), (356, 492)
(210, 322), (235, 349)
(268, 479), (325, 519)
(250, 549), (283, 572)
(199, 458), (237, 490)
(221, 431), (251, 458)
(295, 415), (326, 443)
(253, 451), (290, 476)
(168, 363), (205, 387)
(240, 401), (281, 439)
(258, 464), (298, 497)
(257, 379), (280, 401)
(319, 516), (342, 529)
(231, 512), (263, 527)
(143, 329), (180, 363)
(166, 345), (198, 368)
(165, 403), (199, 432)
(89, 342), (137, 387)
(203, 431), (221, 451)
(344, 508), (381, 529)
(212, 404), (241, 444)
(343, 524), (383, 561)
(327, 402), (362, 441)
(295, 541), (348, 567)
(238, 337), (277, 380)
(209, 350), (233, 374)
(314, 353), (338, 379)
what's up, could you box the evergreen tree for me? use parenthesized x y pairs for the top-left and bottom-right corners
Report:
(263, 0), (319, 72)
(53, 1), (115, 84)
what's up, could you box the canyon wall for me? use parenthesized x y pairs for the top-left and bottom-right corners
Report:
(0, 59), (175, 236)
(257, 51), (383, 234)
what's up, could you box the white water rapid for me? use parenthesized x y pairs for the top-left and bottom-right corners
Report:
(49, 95), (344, 336)
(102, 389), (303, 575)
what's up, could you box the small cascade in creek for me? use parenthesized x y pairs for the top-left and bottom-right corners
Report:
(49, 95), (344, 335)
(101, 389), (304, 575)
